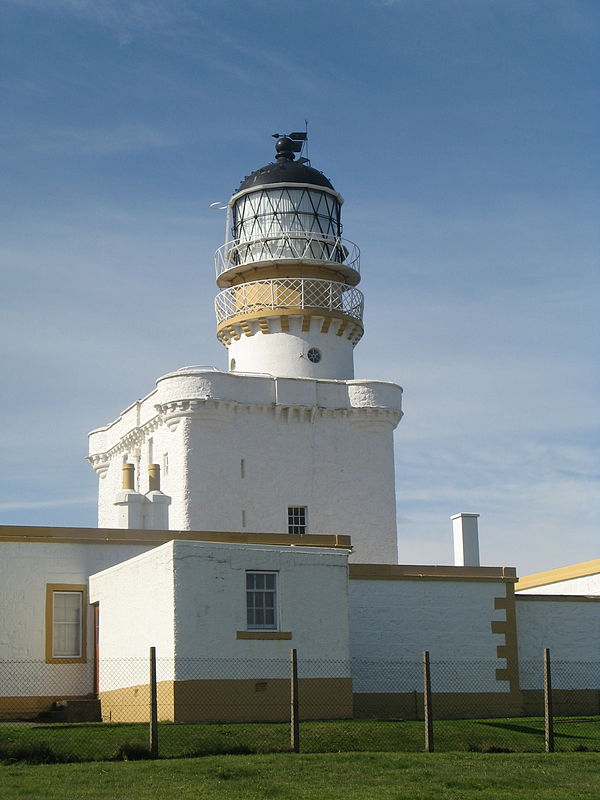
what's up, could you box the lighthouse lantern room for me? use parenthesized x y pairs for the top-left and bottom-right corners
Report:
(215, 135), (364, 380)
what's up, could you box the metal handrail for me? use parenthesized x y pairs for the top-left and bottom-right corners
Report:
(215, 233), (360, 278)
(215, 278), (364, 325)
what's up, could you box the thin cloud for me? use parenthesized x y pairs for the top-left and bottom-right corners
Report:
(5, 124), (178, 156)
(4, 0), (182, 33)
(0, 497), (96, 512)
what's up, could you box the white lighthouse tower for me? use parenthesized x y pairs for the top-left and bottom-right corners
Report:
(88, 135), (403, 563)
(215, 135), (363, 380)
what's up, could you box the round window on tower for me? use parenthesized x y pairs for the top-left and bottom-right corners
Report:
(307, 347), (321, 364)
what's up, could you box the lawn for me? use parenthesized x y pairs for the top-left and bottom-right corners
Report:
(2, 752), (600, 800)
(0, 716), (598, 763)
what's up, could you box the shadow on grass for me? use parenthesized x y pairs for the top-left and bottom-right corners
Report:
(31, 722), (143, 731)
(476, 720), (593, 740)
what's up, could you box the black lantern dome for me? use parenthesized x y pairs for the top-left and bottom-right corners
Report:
(236, 136), (335, 192)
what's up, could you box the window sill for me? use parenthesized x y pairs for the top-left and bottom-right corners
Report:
(236, 631), (292, 640)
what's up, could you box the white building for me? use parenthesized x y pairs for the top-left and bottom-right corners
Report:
(0, 135), (598, 722)
(88, 134), (402, 565)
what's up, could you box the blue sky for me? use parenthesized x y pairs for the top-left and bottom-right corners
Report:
(1, 0), (598, 575)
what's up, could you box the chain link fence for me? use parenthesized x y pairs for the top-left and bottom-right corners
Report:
(0, 652), (598, 762)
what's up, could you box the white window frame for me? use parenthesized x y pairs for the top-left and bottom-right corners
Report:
(246, 571), (278, 631)
(287, 506), (307, 535)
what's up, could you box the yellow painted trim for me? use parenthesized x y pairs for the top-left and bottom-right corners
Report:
(240, 321), (252, 336)
(335, 320), (348, 337)
(216, 308), (363, 338)
(45, 584), (87, 664)
(258, 317), (270, 333)
(492, 583), (519, 691)
(236, 631), (292, 640)
(349, 563), (517, 582)
(1, 525), (352, 550)
(515, 593), (600, 602)
(301, 315), (311, 332)
(515, 558), (600, 591)
(321, 317), (331, 334)
(280, 315), (289, 332)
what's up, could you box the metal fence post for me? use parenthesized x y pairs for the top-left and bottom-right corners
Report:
(422, 650), (434, 752)
(290, 648), (300, 753)
(149, 646), (159, 758)
(544, 647), (554, 753)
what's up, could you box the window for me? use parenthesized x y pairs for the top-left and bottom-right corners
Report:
(288, 506), (307, 535)
(246, 572), (277, 630)
(307, 347), (321, 364)
(45, 584), (87, 663)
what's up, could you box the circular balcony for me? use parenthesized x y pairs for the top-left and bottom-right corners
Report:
(215, 233), (361, 287)
(215, 277), (364, 327)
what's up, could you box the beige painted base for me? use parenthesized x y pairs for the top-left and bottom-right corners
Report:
(521, 689), (600, 717)
(99, 678), (353, 723)
(353, 691), (523, 721)
(99, 682), (174, 723)
(0, 695), (91, 721)
(353, 689), (600, 720)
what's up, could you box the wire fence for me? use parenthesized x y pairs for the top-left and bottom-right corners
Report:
(0, 651), (598, 763)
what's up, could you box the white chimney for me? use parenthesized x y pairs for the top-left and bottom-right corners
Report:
(451, 513), (480, 567)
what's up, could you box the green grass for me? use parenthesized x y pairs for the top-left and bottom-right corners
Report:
(0, 716), (597, 764)
(2, 752), (600, 800)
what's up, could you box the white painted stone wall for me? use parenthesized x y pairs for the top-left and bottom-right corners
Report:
(89, 545), (177, 690)
(228, 318), (355, 379)
(0, 541), (152, 698)
(348, 578), (508, 693)
(516, 597), (600, 689)
(89, 540), (351, 687)
(517, 574), (600, 596)
(88, 367), (403, 564)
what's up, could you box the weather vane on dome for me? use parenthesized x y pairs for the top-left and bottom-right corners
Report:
(271, 128), (309, 163)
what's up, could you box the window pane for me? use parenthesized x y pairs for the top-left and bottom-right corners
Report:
(288, 507), (306, 534)
(246, 573), (277, 630)
(52, 592), (82, 658)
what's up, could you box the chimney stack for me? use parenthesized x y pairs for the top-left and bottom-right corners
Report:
(451, 513), (480, 567)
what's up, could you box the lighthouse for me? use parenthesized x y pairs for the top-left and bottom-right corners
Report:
(88, 135), (403, 563)
(215, 134), (362, 380)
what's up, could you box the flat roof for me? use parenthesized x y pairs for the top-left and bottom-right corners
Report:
(349, 563), (517, 582)
(0, 525), (352, 550)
